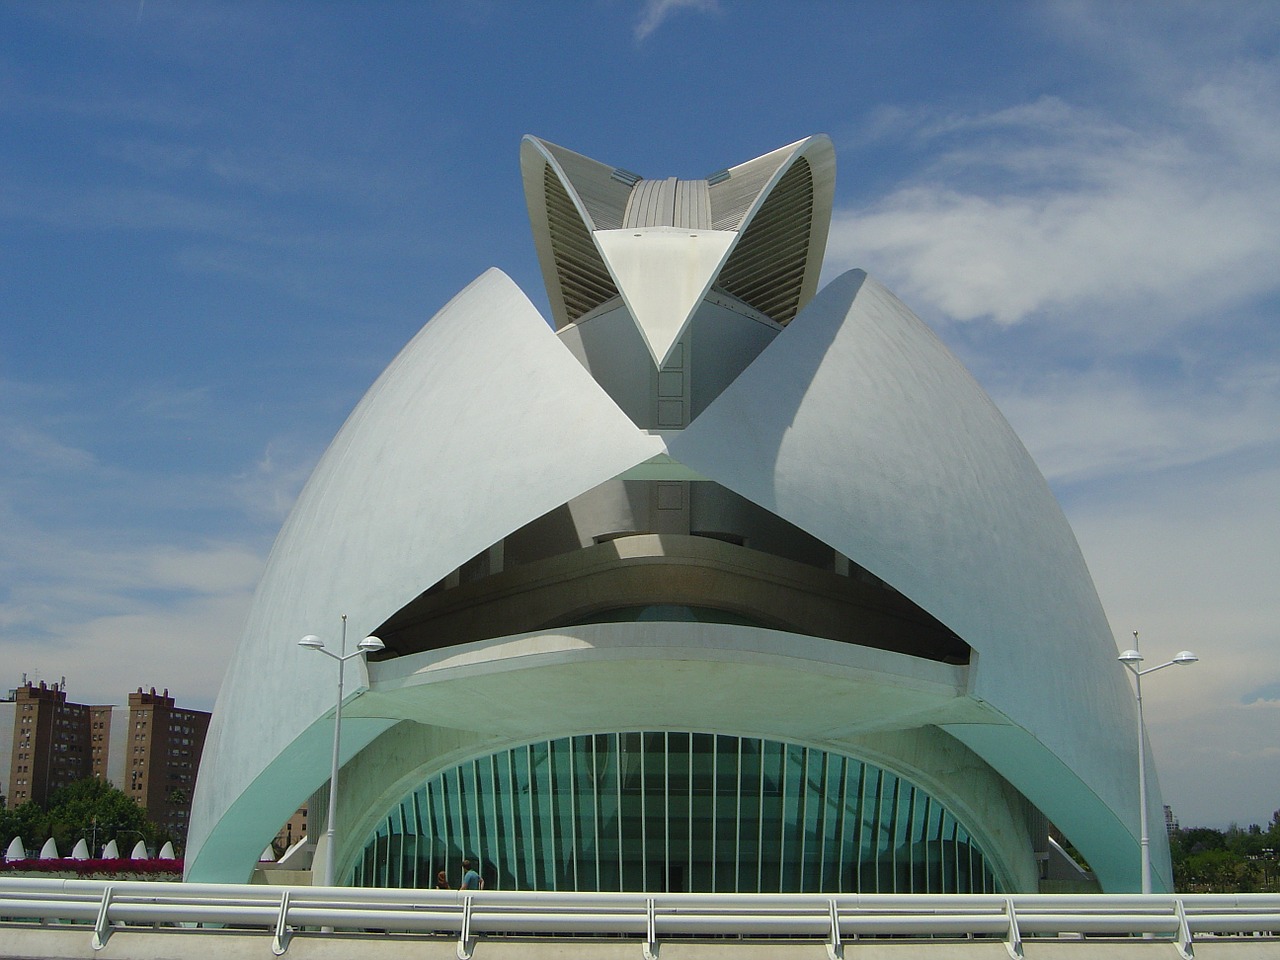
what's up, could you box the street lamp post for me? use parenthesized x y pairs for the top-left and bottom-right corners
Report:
(1118, 630), (1198, 894)
(299, 614), (384, 888)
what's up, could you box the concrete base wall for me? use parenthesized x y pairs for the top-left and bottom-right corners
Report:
(5, 926), (1278, 960)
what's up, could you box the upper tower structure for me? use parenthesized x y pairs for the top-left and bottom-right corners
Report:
(521, 135), (835, 367)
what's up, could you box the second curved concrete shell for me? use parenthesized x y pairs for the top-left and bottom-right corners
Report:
(187, 135), (1166, 893)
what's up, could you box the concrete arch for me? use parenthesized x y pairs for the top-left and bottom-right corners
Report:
(329, 624), (1038, 892)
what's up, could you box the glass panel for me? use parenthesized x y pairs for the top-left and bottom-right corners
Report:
(350, 733), (1004, 895)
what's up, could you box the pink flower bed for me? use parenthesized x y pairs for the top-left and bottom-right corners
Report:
(1, 857), (183, 878)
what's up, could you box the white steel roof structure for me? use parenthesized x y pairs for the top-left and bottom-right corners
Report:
(186, 135), (1164, 893)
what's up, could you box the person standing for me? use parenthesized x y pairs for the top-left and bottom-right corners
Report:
(459, 858), (483, 890)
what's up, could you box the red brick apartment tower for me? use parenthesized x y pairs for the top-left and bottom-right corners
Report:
(6, 680), (91, 808)
(127, 688), (211, 840)
(88, 704), (115, 781)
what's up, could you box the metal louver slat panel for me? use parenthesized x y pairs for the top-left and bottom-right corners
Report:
(717, 159), (814, 325)
(708, 145), (798, 230)
(539, 140), (632, 231)
(544, 164), (618, 322)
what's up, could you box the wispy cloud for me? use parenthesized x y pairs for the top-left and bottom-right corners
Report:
(231, 438), (323, 523)
(994, 363), (1280, 486)
(827, 71), (1280, 340)
(0, 509), (263, 707)
(1, 592), (253, 712)
(0, 420), (97, 474)
(1066, 451), (1280, 825)
(635, 0), (720, 41)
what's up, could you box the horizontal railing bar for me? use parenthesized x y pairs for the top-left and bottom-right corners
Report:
(2, 878), (1279, 947)
(1016, 915), (1182, 933)
(0, 900), (101, 921)
(1186, 915), (1280, 931)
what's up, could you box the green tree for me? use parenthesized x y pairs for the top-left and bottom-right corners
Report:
(0, 800), (50, 853)
(42, 778), (155, 855)
(1181, 848), (1249, 892)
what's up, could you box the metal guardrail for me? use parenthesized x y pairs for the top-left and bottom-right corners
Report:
(1, 878), (1278, 959)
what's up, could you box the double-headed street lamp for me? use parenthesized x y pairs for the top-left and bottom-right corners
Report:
(1118, 630), (1198, 894)
(299, 614), (384, 888)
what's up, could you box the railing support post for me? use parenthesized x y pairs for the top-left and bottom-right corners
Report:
(272, 889), (292, 955)
(826, 898), (843, 960)
(1004, 897), (1023, 960)
(643, 896), (658, 960)
(91, 885), (114, 951)
(1175, 897), (1194, 960)
(457, 894), (475, 960)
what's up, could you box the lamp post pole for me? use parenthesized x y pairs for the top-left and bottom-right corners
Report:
(299, 615), (384, 888)
(1118, 631), (1198, 894)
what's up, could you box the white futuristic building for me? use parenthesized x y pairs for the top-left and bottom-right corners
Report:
(187, 134), (1168, 893)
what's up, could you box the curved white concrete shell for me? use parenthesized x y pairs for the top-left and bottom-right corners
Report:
(188, 135), (1166, 893)
(187, 269), (664, 881)
(668, 269), (1153, 889)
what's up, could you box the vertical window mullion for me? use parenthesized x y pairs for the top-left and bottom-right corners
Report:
(501, 751), (518, 891)
(616, 733), (625, 892)
(868, 767), (883, 893)
(773, 742), (783, 896)
(798, 747), (810, 891)
(525, 745), (537, 888)
(817, 750), (830, 891)
(470, 760), (484, 887)
(486, 754), (501, 890)
(591, 735), (602, 892)
(452, 766), (465, 879)
(687, 734), (693, 893)
(756, 737), (765, 894)
(665, 737), (675, 896)
(440, 775), (453, 884)
(423, 782), (436, 887)
(710, 735), (718, 893)
(904, 783), (917, 892)
(835, 756), (850, 893)
(734, 737), (743, 894)
(568, 737), (580, 892)
(639, 733), (648, 892)
(392, 800), (405, 889)
(547, 739), (558, 891)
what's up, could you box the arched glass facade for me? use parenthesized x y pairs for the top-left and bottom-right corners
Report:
(351, 732), (1000, 894)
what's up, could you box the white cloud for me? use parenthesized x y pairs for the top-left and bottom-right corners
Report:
(2, 592), (251, 711)
(827, 73), (1280, 341)
(1069, 462), (1280, 827)
(0, 529), (262, 708)
(231, 438), (321, 522)
(992, 363), (1280, 485)
(634, 0), (719, 41)
(0, 420), (96, 474)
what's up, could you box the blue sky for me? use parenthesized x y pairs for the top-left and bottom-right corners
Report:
(1, 1), (1276, 829)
